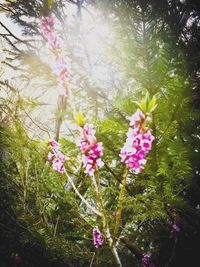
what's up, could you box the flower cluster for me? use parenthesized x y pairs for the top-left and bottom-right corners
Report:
(40, 16), (70, 96)
(171, 223), (180, 234)
(77, 124), (104, 176)
(120, 109), (154, 174)
(48, 139), (67, 174)
(40, 16), (60, 50)
(142, 253), (155, 267)
(15, 254), (22, 266)
(93, 227), (104, 249)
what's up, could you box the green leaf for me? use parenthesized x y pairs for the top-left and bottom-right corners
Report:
(75, 112), (84, 127)
(145, 91), (150, 107)
(139, 98), (147, 113)
(147, 95), (157, 113)
(47, 0), (53, 7)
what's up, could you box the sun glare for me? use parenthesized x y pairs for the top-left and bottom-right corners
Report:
(0, 3), (124, 138)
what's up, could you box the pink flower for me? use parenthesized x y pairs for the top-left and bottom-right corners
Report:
(92, 227), (104, 249)
(48, 139), (60, 149)
(120, 109), (154, 173)
(113, 210), (118, 217)
(48, 139), (67, 174)
(77, 124), (104, 176)
(142, 253), (155, 267)
(40, 16), (55, 35)
(40, 16), (60, 50)
(15, 254), (22, 266)
(53, 57), (70, 80)
(171, 223), (180, 234)
(52, 158), (65, 173)
(129, 109), (146, 128)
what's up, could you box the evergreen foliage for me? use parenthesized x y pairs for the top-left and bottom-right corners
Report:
(0, 0), (200, 266)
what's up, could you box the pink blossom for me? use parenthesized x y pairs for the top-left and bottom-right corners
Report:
(15, 254), (22, 266)
(48, 139), (60, 149)
(113, 210), (118, 217)
(53, 58), (70, 80)
(40, 16), (60, 50)
(142, 253), (155, 267)
(120, 109), (154, 173)
(77, 124), (104, 176)
(92, 227), (104, 249)
(40, 16), (55, 35)
(129, 109), (146, 128)
(171, 223), (180, 234)
(48, 139), (67, 174)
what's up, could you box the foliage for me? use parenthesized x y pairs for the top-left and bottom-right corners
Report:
(0, 0), (200, 266)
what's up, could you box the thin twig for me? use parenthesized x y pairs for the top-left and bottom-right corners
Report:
(53, 215), (60, 237)
(64, 169), (102, 216)
(114, 168), (129, 240)
(164, 236), (178, 267)
(89, 252), (95, 267)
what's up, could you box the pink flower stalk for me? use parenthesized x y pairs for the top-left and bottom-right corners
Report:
(39, 16), (70, 96)
(48, 139), (67, 174)
(77, 124), (104, 176)
(92, 227), (104, 249)
(142, 253), (155, 267)
(120, 109), (154, 174)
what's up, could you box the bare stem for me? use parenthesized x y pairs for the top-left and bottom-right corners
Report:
(114, 168), (129, 240)
(64, 170), (102, 216)
(53, 215), (60, 237)
(91, 172), (122, 267)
